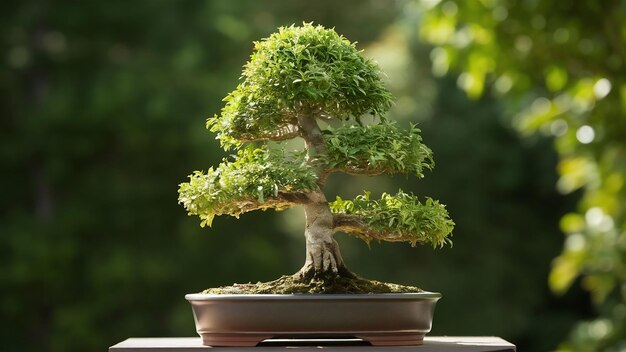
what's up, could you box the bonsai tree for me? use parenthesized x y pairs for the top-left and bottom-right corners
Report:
(178, 23), (454, 291)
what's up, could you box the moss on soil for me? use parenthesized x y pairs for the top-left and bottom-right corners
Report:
(201, 273), (423, 294)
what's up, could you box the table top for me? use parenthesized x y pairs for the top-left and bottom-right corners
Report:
(110, 337), (516, 351)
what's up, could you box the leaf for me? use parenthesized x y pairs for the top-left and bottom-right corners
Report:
(329, 190), (454, 248)
(178, 146), (317, 225)
(208, 23), (393, 147)
(320, 121), (433, 177)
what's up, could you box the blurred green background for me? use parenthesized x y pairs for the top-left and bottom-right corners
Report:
(2, 1), (624, 351)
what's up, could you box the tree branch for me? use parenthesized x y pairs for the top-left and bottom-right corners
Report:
(222, 190), (312, 215)
(297, 113), (329, 187)
(238, 124), (301, 143)
(297, 115), (325, 155)
(278, 191), (312, 204)
(332, 214), (406, 243)
(324, 166), (386, 177)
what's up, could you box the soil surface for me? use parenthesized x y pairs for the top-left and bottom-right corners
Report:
(201, 273), (423, 294)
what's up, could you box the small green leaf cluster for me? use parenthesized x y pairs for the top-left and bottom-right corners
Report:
(321, 122), (433, 177)
(178, 147), (317, 226)
(208, 23), (393, 148)
(330, 191), (454, 248)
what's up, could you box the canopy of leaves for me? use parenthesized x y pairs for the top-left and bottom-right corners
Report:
(208, 23), (394, 149)
(330, 191), (454, 248)
(420, 1), (626, 350)
(178, 147), (317, 226)
(321, 122), (433, 177)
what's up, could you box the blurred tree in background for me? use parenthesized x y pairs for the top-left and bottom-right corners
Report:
(419, 0), (626, 350)
(0, 0), (594, 351)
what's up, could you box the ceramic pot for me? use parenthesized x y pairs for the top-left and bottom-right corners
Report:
(186, 292), (441, 346)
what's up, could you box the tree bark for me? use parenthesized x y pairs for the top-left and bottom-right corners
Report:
(297, 197), (353, 279)
(295, 113), (354, 279)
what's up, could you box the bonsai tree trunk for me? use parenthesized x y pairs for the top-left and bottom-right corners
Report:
(297, 193), (353, 279)
(296, 113), (354, 279)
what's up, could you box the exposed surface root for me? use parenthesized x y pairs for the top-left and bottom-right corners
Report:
(295, 261), (356, 281)
(201, 273), (423, 294)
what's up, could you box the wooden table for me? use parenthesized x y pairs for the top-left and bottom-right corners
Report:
(110, 337), (516, 351)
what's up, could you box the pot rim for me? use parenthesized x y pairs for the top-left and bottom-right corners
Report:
(185, 292), (441, 301)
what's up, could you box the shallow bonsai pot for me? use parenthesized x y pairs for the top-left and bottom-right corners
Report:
(185, 292), (441, 347)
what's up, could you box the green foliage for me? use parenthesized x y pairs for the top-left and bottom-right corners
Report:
(330, 191), (454, 248)
(190, 23), (452, 253)
(0, 1), (408, 351)
(208, 23), (393, 149)
(321, 122), (434, 177)
(0, 0), (585, 350)
(178, 146), (317, 225)
(419, 0), (626, 350)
